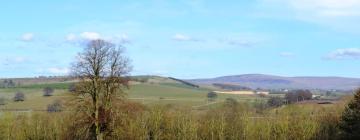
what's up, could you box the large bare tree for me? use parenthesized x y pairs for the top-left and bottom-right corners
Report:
(72, 39), (131, 140)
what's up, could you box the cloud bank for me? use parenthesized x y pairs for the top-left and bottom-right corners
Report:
(66, 32), (131, 45)
(172, 34), (201, 42)
(47, 67), (70, 75)
(326, 48), (360, 59)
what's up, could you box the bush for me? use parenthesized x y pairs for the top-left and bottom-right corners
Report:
(47, 100), (63, 112)
(68, 83), (76, 93)
(0, 100), (345, 140)
(340, 89), (360, 139)
(207, 91), (218, 102)
(13, 92), (25, 102)
(43, 87), (54, 97)
(267, 96), (284, 107)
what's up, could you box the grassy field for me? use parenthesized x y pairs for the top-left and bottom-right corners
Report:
(0, 88), (70, 110)
(0, 77), (267, 110)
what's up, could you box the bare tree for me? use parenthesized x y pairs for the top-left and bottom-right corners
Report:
(71, 39), (131, 140)
(285, 90), (312, 103)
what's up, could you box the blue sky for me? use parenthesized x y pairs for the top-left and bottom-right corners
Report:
(1, 0), (360, 78)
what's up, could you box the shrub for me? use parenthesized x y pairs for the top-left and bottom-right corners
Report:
(47, 100), (63, 112)
(207, 91), (218, 102)
(340, 89), (360, 139)
(267, 96), (284, 107)
(68, 84), (76, 93)
(43, 87), (54, 97)
(0, 100), (345, 140)
(13, 92), (25, 102)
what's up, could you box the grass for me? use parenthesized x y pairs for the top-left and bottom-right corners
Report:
(0, 89), (70, 110)
(129, 83), (207, 98)
(16, 82), (72, 89)
(128, 83), (209, 106)
(0, 80), (268, 110)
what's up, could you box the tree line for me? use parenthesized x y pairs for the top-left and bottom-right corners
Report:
(0, 79), (17, 88)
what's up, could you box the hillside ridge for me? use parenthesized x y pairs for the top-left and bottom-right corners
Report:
(188, 74), (360, 90)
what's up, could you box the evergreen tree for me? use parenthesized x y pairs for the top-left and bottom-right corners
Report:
(340, 89), (360, 139)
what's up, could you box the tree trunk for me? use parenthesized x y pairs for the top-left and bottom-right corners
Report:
(95, 98), (103, 140)
(94, 76), (103, 140)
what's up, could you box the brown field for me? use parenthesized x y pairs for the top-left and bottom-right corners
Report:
(214, 90), (255, 95)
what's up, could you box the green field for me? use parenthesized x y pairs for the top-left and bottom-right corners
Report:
(0, 77), (267, 110)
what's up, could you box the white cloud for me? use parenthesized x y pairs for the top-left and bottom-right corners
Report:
(66, 32), (131, 44)
(13, 57), (26, 63)
(21, 33), (34, 41)
(289, 0), (360, 17)
(111, 34), (131, 44)
(173, 34), (191, 41)
(47, 67), (70, 75)
(172, 34), (200, 42)
(326, 48), (360, 59)
(262, 0), (360, 17)
(226, 39), (253, 47)
(260, 0), (360, 32)
(80, 32), (101, 40)
(66, 33), (77, 41)
(280, 52), (294, 57)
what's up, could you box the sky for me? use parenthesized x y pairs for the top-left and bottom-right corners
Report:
(1, 0), (360, 79)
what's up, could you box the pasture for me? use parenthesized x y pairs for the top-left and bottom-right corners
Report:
(0, 77), (269, 110)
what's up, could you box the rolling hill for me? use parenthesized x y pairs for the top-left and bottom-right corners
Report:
(188, 74), (360, 90)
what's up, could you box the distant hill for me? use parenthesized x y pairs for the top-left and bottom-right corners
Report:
(188, 74), (360, 90)
(3, 74), (360, 90)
